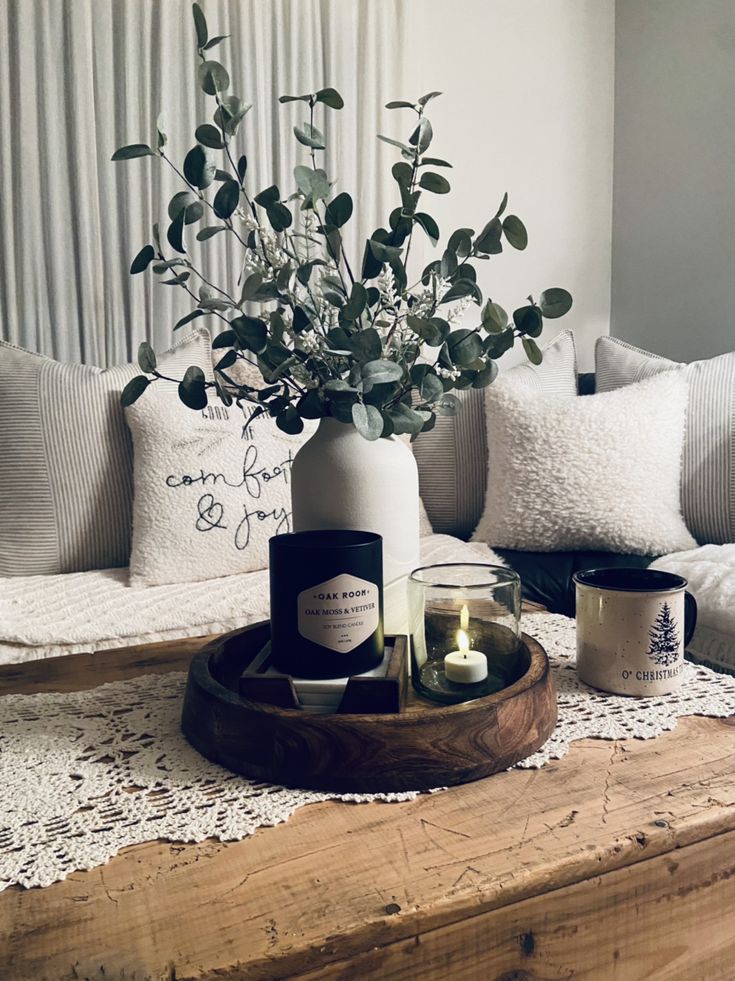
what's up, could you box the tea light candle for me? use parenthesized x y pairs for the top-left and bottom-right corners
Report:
(444, 605), (488, 684)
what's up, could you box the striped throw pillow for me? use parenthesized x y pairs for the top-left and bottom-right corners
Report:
(412, 330), (578, 539)
(596, 336), (735, 544)
(0, 329), (213, 576)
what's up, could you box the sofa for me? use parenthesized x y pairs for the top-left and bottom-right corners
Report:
(1, 329), (732, 676)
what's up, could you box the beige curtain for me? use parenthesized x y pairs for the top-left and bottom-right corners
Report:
(0, 0), (414, 365)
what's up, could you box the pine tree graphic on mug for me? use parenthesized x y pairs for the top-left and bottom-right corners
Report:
(647, 602), (681, 666)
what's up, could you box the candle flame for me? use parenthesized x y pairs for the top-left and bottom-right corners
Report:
(457, 605), (470, 654)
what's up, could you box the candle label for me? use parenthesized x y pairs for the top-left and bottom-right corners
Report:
(298, 574), (380, 653)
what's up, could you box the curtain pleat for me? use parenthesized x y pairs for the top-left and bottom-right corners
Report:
(0, 0), (413, 365)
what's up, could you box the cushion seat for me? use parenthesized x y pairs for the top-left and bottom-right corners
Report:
(0, 534), (501, 665)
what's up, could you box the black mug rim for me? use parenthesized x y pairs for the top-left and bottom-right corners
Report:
(573, 567), (688, 593)
(270, 529), (382, 551)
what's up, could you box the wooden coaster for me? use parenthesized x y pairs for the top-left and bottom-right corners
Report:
(238, 638), (408, 714)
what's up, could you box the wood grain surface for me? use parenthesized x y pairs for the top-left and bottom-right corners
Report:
(1, 606), (734, 980)
(181, 623), (557, 791)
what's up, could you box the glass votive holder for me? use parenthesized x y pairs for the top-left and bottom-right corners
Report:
(408, 563), (522, 704)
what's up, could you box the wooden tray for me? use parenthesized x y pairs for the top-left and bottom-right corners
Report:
(181, 622), (557, 793)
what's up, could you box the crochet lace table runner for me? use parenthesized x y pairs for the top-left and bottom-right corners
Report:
(3, 613), (735, 890)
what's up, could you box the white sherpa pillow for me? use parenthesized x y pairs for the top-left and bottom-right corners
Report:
(472, 371), (697, 556)
(125, 390), (315, 587)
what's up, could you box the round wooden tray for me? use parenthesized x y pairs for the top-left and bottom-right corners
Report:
(181, 621), (557, 792)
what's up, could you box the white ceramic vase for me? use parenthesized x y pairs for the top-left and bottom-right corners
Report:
(291, 416), (420, 633)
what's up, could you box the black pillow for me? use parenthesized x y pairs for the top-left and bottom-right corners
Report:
(496, 549), (654, 617)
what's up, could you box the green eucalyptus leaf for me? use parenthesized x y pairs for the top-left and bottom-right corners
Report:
(385, 100), (416, 110)
(474, 217), (503, 254)
(167, 213), (186, 254)
(152, 259), (181, 273)
(196, 225), (228, 241)
(419, 172), (450, 194)
(198, 60), (229, 96)
(484, 329), (515, 359)
(203, 34), (230, 50)
(435, 392), (460, 416)
(111, 144), (155, 161)
(421, 157), (452, 168)
(195, 124), (224, 149)
(391, 161), (413, 188)
(387, 402), (425, 436)
(513, 304), (543, 337)
(214, 95), (251, 136)
(440, 279), (481, 305)
(503, 214), (528, 250)
(137, 341), (156, 373)
(420, 371), (444, 403)
(348, 324), (381, 362)
(377, 134), (413, 153)
(325, 192), (353, 228)
(369, 238), (402, 262)
(230, 315), (268, 354)
(278, 93), (312, 104)
(293, 165), (330, 204)
(293, 122), (325, 149)
(296, 389), (325, 419)
(414, 212), (440, 246)
(448, 329), (483, 366)
(315, 87), (344, 109)
(120, 374), (150, 407)
(130, 244), (155, 274)
(341, 283), (369, 325)
(192, 2), (208, 48)
(482, 300), (509, 333)
(267, 201), (292, 232)
(168, 190), (201, 224)
(494, 191), (509, 219)
(237, 155), (247, 181)
(178, 365), (208, 410)
(352, 402), (383, 440)
(522, 337), (543, 365)
(174, 310), (206, 330)
(409, 117), (433, 153)
(215, 349), (238, 371)
(406, 315), (448, 347)
(539, 287), (573, 319)
(254, 184), (280, 207)
(472, 362), (498, 388)
(156, 112), (168, 150)
(213, 179), (241, 219)
(212, 329), (236, 349)
(183, 144), (216, 189)
(161, 272), (190, 285)
(418, 91), (442, 106)
(362, 359), (403, 385)
(448, 227), (473, 257)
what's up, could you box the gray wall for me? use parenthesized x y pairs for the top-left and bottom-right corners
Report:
(611, 0), (735, 362)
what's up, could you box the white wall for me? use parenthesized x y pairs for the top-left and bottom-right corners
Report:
(411, 0), (616, 369)
(612, 0), (735, 362)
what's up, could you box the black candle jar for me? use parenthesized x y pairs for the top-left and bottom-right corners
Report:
(269, 530), (384, 679)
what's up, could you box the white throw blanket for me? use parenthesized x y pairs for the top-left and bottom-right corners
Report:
(651, 544), (735, 673)
(0, 535), (501, 664)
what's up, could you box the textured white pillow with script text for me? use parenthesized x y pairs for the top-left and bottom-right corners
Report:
(126, 391), (314, 586)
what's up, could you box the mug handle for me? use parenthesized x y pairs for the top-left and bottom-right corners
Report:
(684, 591), (698, 647)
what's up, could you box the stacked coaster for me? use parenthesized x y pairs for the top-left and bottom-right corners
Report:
(243, 642), (396, 713)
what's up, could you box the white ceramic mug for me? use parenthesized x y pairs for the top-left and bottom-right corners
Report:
(573, 568), (697, 696)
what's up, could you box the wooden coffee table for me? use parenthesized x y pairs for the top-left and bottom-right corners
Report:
(1, 611), (734, 980)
